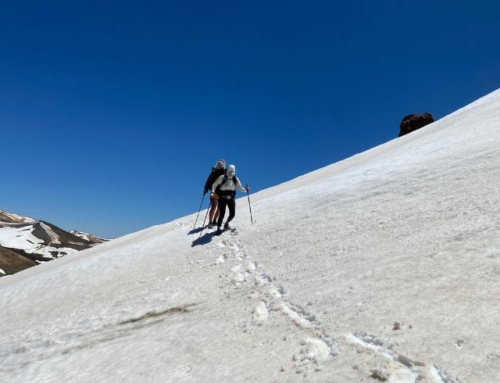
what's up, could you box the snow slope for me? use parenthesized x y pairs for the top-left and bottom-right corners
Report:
(1, 89), (500, 382)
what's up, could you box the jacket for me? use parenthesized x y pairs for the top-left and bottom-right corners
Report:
(204, 167), (226, 193)
(212, 174), (247, 199)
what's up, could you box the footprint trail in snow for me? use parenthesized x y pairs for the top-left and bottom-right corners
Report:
(189, 222), (460, 382)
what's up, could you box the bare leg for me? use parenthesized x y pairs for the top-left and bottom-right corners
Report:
(208, 196), (218, 224)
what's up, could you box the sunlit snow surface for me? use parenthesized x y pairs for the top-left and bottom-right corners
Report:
(2, 90), (500, 382)
(0, 224), (76, 260)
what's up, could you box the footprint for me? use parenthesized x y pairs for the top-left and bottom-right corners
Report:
(279, 302), (318, 329)
(252, 300), (270, 324)
(298, 337), (338, 363)
(231, 265), (248, 283)
(215, 255), (226, 264)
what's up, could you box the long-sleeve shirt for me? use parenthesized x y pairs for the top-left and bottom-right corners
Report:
(212, 175), (247, 197)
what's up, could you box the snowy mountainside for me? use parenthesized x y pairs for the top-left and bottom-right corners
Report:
(0, 210), (36, 224)
(70, 230), (109, 243)
(0, 209), (106, 276)
(1, 89), (500, 382)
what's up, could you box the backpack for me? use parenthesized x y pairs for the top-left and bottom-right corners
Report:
(215, 174), (239, 198)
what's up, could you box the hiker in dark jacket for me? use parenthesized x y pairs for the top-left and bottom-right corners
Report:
(204, 159), (227, 228)
(211, 164), (249, 235)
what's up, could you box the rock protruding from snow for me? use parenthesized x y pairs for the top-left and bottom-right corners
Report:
(399, 112), (434, 137)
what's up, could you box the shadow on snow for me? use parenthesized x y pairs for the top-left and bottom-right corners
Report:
(191, 231), (215, 247)
(187, 227), (205, 235)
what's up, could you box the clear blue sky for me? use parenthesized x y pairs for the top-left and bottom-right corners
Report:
(1, 0), (499, 238)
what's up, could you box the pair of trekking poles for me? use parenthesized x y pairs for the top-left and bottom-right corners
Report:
(192, 187), (254, 232)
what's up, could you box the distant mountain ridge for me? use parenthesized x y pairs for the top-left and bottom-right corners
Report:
(0, 209), (106, 277)
(70, 230), (109, 243)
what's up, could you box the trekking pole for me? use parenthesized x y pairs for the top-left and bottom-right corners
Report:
(246, 186), (254, 225)
(192, 193), (206, 230)
(198, 199), (211, 238)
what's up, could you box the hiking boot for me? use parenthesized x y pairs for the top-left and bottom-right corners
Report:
(224, 222), (230, 229)
(215, 227), (223, 236)
(208, 223), (214, 229)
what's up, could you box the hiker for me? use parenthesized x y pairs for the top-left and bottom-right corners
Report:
(211, 164), (249, 235)
(204, 158), (227, 228)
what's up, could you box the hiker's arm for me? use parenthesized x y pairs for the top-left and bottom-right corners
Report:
(236, 178), (248, 192)
(212, 175), (223, 193)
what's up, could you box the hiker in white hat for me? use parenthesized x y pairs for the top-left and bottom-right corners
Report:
(211, 164), (249, 235)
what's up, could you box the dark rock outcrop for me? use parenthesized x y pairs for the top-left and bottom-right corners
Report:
(399, 113), (434, 137)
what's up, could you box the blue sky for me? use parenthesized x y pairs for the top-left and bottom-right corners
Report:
(1, 0), (499, 238)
